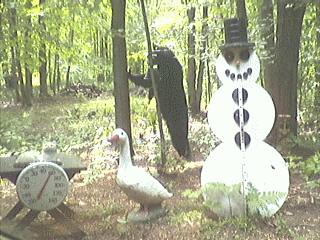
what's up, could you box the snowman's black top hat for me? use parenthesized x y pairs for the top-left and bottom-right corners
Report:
(219, 18), (255, 50)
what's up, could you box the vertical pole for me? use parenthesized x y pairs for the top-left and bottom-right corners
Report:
(139, 0), (167, 166)
(237, 83), (248, 217)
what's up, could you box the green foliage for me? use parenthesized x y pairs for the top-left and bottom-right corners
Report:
(274, 216), (294, 238)
(246, 183), (286, 216)
(189, 117), (219, 156)
(182, 188), (202, 200)
(301, 151), (320, 187)
(170, 210), (202, 226)
(200, 216), (256, 239)
(202, 182), (286, 217)
(0, 96), (115, 155)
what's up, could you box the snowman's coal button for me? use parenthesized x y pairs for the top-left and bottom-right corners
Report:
(225, 69), (230, 77)
(237, 74), (242, 80)
(243, 72), (248, 79)
(230, 73), (235, 80)
(242, 88), (248, 102)
(247, 68), (252, 75)
(233, 109), (249, 126)
(232, 88), (248, 105)
(234, 132), (251, 149)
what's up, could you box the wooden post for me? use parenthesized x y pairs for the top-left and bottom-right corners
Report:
(139, 0), (167, 166)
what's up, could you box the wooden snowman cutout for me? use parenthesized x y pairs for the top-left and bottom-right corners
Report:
(201, 18), (289, 217)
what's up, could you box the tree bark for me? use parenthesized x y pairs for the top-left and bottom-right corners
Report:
(39, 0), (48, 97)
(66, 13), (75, 89)
(52, 54), (57, 95)
(97, 33), (106, 82)
(186, 5), (196, 112)
(0, 4), (10, 88)
(268, 0), (306, 144)
(194, 5), (209, 114)
(57, 54), (61, 92)
(259, 0), (275, 90)
(25, 0), (33, 103)
(314, 3), (320, 113)
(236, 0), (248, 25)
(111, 0), (133, 156)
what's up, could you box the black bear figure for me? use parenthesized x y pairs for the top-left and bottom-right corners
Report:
(128, 46), (191, 159)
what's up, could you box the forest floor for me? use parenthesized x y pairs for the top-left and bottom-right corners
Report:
(0, 94), (319, 240)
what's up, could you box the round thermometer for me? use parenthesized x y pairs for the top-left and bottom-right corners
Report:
(16, 161), (69, 211)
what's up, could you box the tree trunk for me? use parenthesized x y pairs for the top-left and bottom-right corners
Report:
(52, 54), (57, 95)
(194, 5), (209, 114)
(259, 0), (275, 90)
(236, 0), (248, 25)
(39, 0), (48, 97)
(10, 46), (20, 102)
(111, 0), (133, 156)
(97, 34), (106, 82)
(57, 55), (61, 92)
(66, 13), (75, 89)
(314, 3), (320, 114)
(0, 5), (10, 88)
(8, 6), (21, 103)
(48, 49), (52, 90)
(268, 0), (306, 144)
(25, 0), (33, 103)
(186, 5), (196, 112)
(206, 58), (211, 105)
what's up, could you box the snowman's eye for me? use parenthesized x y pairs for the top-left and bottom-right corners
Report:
(240, 50), (250, 61)
(223, 51), (234, 63)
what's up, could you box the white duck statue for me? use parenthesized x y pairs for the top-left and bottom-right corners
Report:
(108, 128), (173, 222)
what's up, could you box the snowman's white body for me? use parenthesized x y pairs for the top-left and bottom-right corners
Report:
(201, 51), (290, 217)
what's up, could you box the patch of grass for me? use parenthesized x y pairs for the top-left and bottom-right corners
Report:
(170, 209), (202, 226)
(0, 96), (115, 155)
(199, 216), (257, 240)
(274, 216), (294, 238)
(288, 151), (320, 188)
(301, 151), (320, 188)
(79, 202), (121, 220)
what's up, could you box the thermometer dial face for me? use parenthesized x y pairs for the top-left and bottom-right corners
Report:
(16, 162), (69, 211)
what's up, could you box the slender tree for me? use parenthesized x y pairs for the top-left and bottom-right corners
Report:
(315, 2), (320, 114)
(0, 1), (10, 88)
(186, 3), (196, 112)
(194, 5), (209, 114)
(24, 0), (33, 103)
(65, 12), (75, 88)
(8, 4), (30, 105)
(111, 0), (133, 155)
(39, 0), (48, 97)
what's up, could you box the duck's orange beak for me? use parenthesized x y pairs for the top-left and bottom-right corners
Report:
(107, 134), (120, 145)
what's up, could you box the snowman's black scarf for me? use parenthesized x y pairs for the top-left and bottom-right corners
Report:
(128, 47), (191, 159)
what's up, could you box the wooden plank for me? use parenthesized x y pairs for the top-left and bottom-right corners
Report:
(48, 208), (86, 239)
(57, 203), (75, 218)
(16, 210), (40, 230)
(0, 221), (37, 240)
(3, 202), (24, 221)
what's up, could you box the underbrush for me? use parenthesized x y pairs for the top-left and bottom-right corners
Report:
(0, 96), (115, 155)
